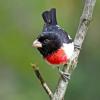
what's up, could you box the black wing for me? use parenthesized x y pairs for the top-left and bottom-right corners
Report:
(42, 8), (73, 43)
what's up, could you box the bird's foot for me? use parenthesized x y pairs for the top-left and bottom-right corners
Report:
(58, 67), (70, 82)
(74, 44), (81, 50)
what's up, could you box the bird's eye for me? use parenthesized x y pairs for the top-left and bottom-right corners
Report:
(44, 39), (50, 43)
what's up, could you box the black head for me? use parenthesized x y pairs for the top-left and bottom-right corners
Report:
(33, 8), (73, 57)
(36, 32), (62, 57)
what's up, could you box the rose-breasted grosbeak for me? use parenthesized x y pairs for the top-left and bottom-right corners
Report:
(33, 8), (74, 70)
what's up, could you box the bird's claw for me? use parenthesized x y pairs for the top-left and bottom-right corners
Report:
(58, 68), (70, 82)
(61, 72), (70, 82)
(74, 44), (81, 50)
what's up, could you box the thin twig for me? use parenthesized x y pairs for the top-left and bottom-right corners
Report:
(52, 0), (96, 100)
(31, 64), (53, 99)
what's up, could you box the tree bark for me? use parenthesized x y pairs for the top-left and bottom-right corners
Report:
(52, 0), (96, 100)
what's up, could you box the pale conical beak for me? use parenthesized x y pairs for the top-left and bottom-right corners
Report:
(32, 39), (42, 48)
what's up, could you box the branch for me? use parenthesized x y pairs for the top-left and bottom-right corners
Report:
(31, 64), (53, 99)
(52, 0), (96, 100)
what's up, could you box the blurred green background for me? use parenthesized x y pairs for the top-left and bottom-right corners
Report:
(0, 0), (100, 100)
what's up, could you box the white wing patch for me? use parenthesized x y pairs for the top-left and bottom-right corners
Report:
(68, 35), (72, 39)
(62, 43), (74, 59)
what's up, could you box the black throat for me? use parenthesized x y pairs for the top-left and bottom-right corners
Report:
(37, 32), (62, 57)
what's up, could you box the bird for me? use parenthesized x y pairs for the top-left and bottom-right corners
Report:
(32, 8), (74, 80)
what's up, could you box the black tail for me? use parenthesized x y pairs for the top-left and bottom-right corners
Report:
(42, 8), (57, 25)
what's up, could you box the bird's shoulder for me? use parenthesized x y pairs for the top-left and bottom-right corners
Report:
(42, 25), (73, 43)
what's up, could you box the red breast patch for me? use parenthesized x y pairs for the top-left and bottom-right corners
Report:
(44, 48), (68, 64)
